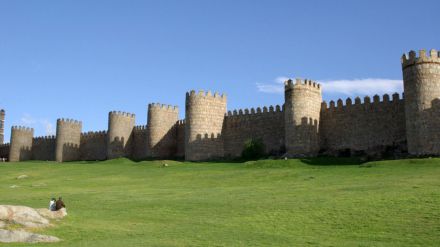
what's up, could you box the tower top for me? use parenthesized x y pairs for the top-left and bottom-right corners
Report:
(401, 49), (440, 69)
(186, 90), (227, 102)
(284, 78), (321, 92)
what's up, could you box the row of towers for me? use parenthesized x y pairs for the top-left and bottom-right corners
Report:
(3, 49), (440, 161)
(181, 48), (440, 158)
(4, 90), (230, 162)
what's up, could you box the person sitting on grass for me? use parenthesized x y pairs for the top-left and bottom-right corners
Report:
(55, 197), (66, 211)
(49, 198), (56, 211)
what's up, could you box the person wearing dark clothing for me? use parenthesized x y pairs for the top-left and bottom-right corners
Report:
(55, 197), (66, 211)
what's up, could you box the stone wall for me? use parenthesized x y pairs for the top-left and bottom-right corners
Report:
(32, 136), (56, 161)
(80, 131), (107, 161)
(132, 125), (149, 160)
(0, 143), (9, 160)
(9, 126), (34, 162)
(4, 48), (440, 161)
(402, 49), (440, 155)
(175, 120), (185, 158)
(319, 94), (406, 156)
(185, 90), (227, 161)
(147, 104), (178, 158)
(55, 119), (82, 162)
(223, 105), (284, 158)
(107, 111), (135, 159)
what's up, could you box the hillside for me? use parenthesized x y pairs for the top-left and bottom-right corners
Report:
(0, 158), (439, 246)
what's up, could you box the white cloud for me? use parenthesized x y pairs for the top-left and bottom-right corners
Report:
(256, 77), (403, 96)
(20, 114), (37, 125)
(19, 114), (55, 136)
(40, 119), (55, 135)
(256, 76), (289, 94)
(319, 78), (403, 96)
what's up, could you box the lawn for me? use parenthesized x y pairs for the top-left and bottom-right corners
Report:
(0, 157), (439, 246)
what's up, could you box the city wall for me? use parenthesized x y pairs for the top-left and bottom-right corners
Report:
(132, 125), (149, 160)
(2, 49), (440, 162)
(80, 131), (107, 161)
(319, 94), (406, 156)
(32, 135), (56, 161)
(222, 105), (284, 157)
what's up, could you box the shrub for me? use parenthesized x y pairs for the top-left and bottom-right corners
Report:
(241, 138), (265, 160)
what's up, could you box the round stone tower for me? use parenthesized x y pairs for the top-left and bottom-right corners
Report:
(147, 103), (179, 158)
(107, 111), (135, 159)
(55, 118), (82, 162)
(185, 90), (227, 161)
(284, 78), (322, 157)
(0, 109), (5, 144)
(402, 49), (440, 155)
(9, 126), (34, 162)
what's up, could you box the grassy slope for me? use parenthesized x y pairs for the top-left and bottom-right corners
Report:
(0, 158), (439, 246)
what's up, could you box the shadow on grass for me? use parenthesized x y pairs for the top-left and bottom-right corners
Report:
(300, 156), (364, 166)
(29, 156), (369, 167)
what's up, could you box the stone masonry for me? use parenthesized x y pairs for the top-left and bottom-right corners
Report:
(55, 119), (82, 162)
(402, 49), (440, 155)
(9, 126), (33, 162)
(1, 49), (440, 162)
(147, 104), (178, 158)
(0, 110), (4, 145)
(284, 79), (322, 157)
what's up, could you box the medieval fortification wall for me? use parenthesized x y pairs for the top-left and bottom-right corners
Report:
(80, 131), (107, 161)
(319, 94), (406, 156)
(222, 105), (284, 157)
(1, 49), (440, 162)
(32, 135), (56, 161)
(132, 125), (149, 160)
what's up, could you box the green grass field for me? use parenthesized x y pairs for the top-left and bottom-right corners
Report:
(0, 158), (439, 246)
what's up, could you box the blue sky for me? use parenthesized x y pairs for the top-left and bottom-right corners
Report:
(0, 0), (439, 141)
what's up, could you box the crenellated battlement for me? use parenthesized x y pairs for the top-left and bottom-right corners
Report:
(11, 126), (34, 133)
(226, 104), (283, 117)
(401, 49), (440, 69)
(195, 132), (222, 140)
(148, 103), (178, 112)
(57, 118), (82, 126)
(133, 125), (148, 131)
(186, 90), (227, 102)
(0, 143), (10, 148)
(176, 119), (185, 126)
(223, 104), (285, 132)
(33, 135), (56, 142)
(109, 110), (134, 119)
(109, 111), (135, 118)
(81, 130), (107, 138)
(284, 78), (321, 91)
(321, 93), (403, 111)
(63, 142), (80, 148)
